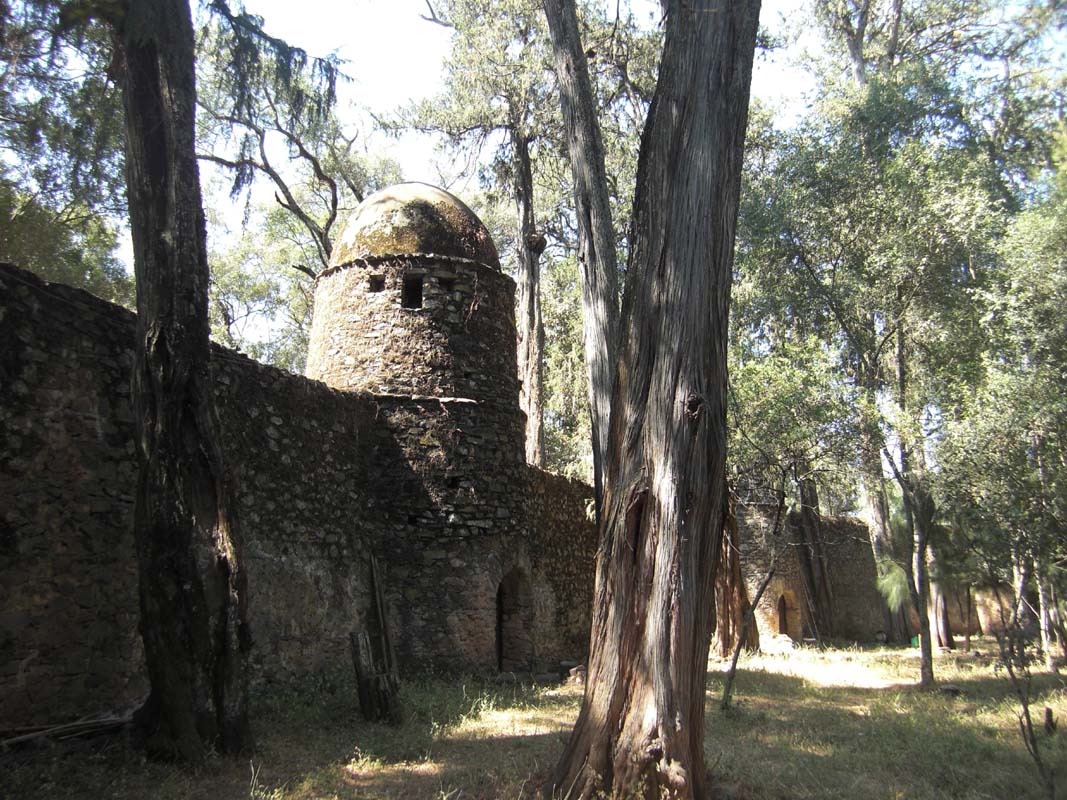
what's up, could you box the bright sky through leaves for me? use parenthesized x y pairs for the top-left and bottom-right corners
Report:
(236, 0), (813, 183)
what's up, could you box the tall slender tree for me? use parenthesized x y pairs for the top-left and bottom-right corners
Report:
(543, 0), (620, 520)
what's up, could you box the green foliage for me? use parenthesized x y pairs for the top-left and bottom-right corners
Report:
(728, 332), (860, 504)
(399, 0), (561, 238)
(403, 0), (656, 252)
(541, 255), (592, 480)
(205, 197), (317, 372)
(934, 132), (1067, 587)
(0, 173), (131, 305)
(0, 1), (131, 302)
(0, 1), (126, 217)
(196, 7), (404, 368)
(877, 561), (911, 613)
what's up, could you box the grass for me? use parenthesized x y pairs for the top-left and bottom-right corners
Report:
(2, 640), (1064, 799)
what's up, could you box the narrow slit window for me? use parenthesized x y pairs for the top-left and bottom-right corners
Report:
(368, 275), (385, 293)
(402, 275), (424, 309)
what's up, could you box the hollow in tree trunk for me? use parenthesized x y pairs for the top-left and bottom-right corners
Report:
(116, 0), (251, 760)
(547, 1), (760, 796)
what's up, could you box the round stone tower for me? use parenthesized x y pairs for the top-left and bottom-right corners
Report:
(306, 183), (519, 407)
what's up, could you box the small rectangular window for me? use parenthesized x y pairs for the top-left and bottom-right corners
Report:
(438, 277), (455, 293)
(368, 275), (385, 292)
(402, 275), (424, 309)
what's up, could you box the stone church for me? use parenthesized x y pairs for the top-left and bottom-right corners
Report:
(0, 183), (598, 729)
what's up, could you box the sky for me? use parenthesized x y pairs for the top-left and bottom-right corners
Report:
(111, 1), (819, 273)
(178, 0), (819, 354)
(231, 0), (817, 187)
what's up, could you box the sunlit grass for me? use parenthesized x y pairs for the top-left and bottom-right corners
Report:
(2, 641), (1064, 799)
(709, 639), (1067, 799)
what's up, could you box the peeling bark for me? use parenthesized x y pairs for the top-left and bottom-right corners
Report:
(547, 0), (760, 796)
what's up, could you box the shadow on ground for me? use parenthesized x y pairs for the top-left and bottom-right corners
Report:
(3, 654), (1065, 800)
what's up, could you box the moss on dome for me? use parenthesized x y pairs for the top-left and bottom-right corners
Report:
(330, 182), (500, 270)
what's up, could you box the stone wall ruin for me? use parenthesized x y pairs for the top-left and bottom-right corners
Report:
(735, 504), (888, 645)
(0, 251), (596, 728)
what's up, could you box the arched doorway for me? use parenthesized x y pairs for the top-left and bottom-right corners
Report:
(496, 568), (532, 672)
(775, 590), (799, 640)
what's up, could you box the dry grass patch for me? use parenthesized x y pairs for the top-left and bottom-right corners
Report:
(2, 642), (1063, 799)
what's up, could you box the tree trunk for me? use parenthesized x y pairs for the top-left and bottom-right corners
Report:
(892, 295), (933, 687)
(927, 543), (954, 650)
(714, 494), (759, 659)
(513, 133), (546, 466)
(1034, 559), (1056, 671)
(964, 584), (972, 651)
(905, 480), (935, 688)
(548, 1), (760, 796)
(543, 0), (620, 522)
(860, 417), (909, 644)
(117, 0), (250, 759)
(1011, 537), (1031, 622)
(1050, 583), (1067, 662)
(795, 477), (834, 639)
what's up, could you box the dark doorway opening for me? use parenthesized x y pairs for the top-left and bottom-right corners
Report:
(496, 568), (532, 672)
(778, 594), (788, 635)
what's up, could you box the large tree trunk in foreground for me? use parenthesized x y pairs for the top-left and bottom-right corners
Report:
(513, 133), (546, 466)
(543, 0), (620, 522)
(548, 1), (760, 796)
(118, 0), (250, 759)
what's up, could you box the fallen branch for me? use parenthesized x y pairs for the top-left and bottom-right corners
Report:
(1, 716), (131, 748)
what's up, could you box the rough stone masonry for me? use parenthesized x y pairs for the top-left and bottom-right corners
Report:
(0, 183), (597, 728)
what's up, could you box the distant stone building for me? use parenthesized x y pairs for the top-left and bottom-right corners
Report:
(0, 183), (597, 729)
(734, 504), (888, 645)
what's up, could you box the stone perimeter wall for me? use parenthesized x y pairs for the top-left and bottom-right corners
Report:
(1, 264), (144, 727)
(0, 263), (595, 728)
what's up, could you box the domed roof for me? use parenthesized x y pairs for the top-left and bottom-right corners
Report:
(330, 182), (500, 270)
